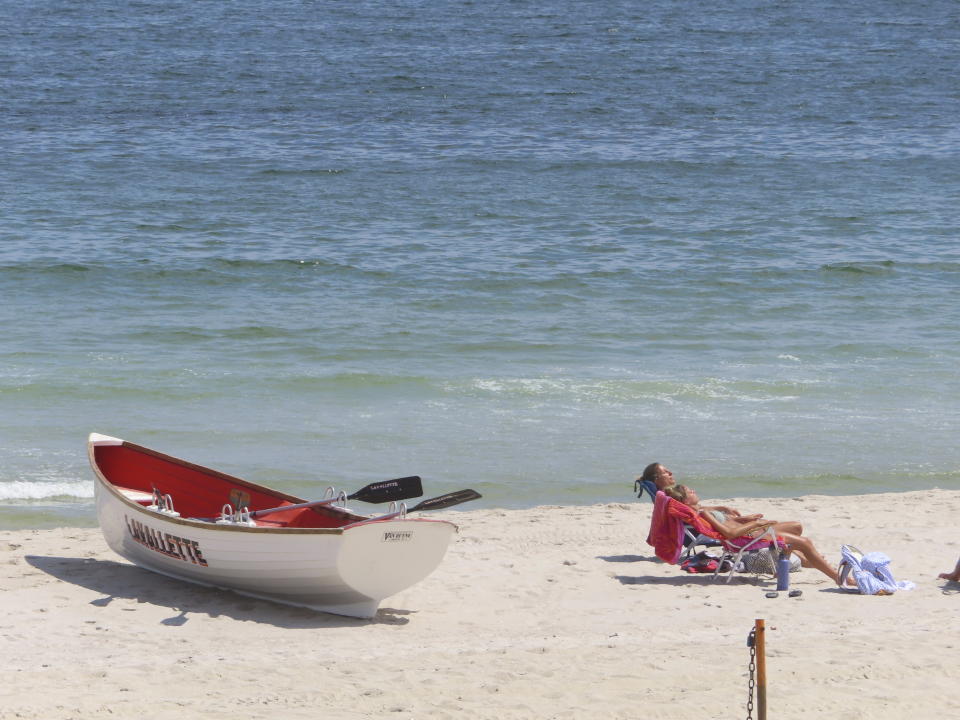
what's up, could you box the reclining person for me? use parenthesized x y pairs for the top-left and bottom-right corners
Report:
(640, 462), (803, 537)
(662, 484), (848, 585)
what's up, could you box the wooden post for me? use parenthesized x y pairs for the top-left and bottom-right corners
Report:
(755, 618), (767, 720)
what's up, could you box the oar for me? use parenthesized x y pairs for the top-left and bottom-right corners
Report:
(250, 475), (423, 519)
(356, 488), (482, 524)
(407, 488), (481, 512)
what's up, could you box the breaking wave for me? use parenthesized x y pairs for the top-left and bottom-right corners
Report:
(0, 480), (94, 502)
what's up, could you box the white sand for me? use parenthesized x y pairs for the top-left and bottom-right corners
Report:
(2, 489), (959, 719)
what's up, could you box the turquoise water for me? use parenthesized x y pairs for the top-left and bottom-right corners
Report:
(2, 1), (960, 528)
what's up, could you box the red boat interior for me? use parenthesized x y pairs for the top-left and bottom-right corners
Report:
(93, 443), (367, 528)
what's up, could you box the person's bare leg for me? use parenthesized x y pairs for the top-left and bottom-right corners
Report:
(773, 521), (802, 536)
(779, 533), (845, 584)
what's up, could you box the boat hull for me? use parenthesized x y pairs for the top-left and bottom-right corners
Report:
(90, 434), (457, 618)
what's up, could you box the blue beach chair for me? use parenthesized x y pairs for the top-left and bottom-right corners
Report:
(634, 478), (658, 503)
(634, 478), (721, 561)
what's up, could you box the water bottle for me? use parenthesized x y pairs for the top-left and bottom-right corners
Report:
(776, 552), (791, 591)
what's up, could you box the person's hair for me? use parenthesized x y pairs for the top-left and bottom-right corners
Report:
(641, 463), (662, 484)
(663, 485), (690, 504)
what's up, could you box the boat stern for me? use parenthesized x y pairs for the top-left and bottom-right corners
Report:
(337, 519), (457, 604)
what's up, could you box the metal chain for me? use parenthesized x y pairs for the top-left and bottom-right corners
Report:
(746, 628), (757, 720)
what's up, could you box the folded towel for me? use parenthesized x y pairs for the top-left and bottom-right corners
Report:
(841, 546), (915, 595)
(646, 492), (685, 564)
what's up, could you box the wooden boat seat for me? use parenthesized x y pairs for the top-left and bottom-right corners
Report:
(116, 487), (155, 505)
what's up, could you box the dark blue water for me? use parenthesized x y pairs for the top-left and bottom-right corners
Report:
(2, 0), (959, 528)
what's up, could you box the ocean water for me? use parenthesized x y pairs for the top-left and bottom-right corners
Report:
(2, 0), (960, 529)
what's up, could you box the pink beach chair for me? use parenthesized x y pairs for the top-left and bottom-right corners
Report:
(646, 491), (782, 582)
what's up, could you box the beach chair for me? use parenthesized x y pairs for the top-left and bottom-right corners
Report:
(636, 479), (720, 561)
(634, 478), (658, 502)
(711, 529), (783, 583)
(646, 491), (724, 566)
(647, 491), (783, 582)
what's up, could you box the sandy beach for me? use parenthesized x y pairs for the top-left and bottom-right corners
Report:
(2, 489), (958, 719)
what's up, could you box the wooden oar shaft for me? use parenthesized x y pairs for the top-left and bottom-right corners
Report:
(251, 498), (336, 518)
(249, 476), (423, 519)
(345, 489), (481, 526)
(755, 618), (767, 720)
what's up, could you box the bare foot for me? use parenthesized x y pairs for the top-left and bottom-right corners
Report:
(938, 572), (960, 582)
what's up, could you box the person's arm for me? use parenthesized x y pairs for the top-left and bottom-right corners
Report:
(728, 513), (763, 524)
(700, 504), (754, 518)
(699, 509), (775, 540)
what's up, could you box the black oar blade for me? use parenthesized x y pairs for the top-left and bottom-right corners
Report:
(348, 475), (423, 504)
(410, 489), (481, 513)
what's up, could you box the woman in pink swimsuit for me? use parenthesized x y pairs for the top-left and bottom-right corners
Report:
(663, 484), (847, 585)
(640, 462), (803, 536)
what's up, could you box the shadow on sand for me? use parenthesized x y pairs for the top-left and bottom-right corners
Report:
(614, 572), (779, 588)
(597, 554), (656, 563)
(614, 574), (727, 587)
(25, 555), (412, 628)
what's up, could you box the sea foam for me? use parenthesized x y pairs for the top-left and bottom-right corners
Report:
(0, 480), (94, 502)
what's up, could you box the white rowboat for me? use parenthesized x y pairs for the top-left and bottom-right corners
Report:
(88, 433), (472, 618)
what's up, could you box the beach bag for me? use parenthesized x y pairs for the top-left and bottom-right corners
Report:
(680, 551), (737, 574)
(741, 548), (800, 575)
(837, 545), (915, 595)
(680, 551), (726, 573)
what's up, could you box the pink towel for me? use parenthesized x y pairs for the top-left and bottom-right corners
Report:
(646, 491), (686, 564)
